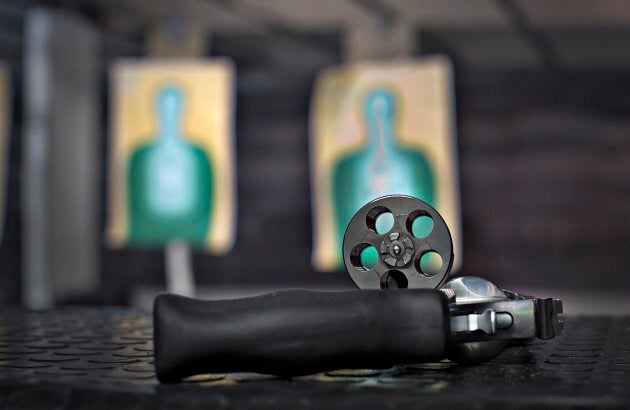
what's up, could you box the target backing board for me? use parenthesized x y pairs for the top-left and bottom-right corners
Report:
(310, 57), (462, 272)
(107, 59), (236, 253)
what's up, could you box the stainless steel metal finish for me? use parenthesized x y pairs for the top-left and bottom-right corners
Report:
(343, 195), (454, 290)
(340, 197), (563, 365)
(441, 276), (563, 363)
(449, 299), (538, 340)
(449, 310), (513, 334)
(441, 276), (508, 304)
(441, 276), (510, 363)
(450, 309), (497, 334)
(439, 288), (456, 301)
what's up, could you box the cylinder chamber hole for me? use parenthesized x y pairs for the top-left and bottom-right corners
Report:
(406, 210), (434, 238)
(366, 206), (394, 234)
(380, 270), (409, 289)
(350, 243), (378, 271)
(417, 251), (443, 277)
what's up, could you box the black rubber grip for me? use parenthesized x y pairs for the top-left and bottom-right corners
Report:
(153, 289), (449, 382)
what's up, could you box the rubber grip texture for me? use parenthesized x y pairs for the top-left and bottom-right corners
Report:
(153, 289), (448, 382)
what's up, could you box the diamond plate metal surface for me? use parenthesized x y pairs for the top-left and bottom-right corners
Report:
(0, 308), (628, 409)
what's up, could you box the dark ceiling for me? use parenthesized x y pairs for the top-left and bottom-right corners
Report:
(1, 0), (630, 70)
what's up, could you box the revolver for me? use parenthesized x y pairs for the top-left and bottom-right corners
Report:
(153, 195), (563, 382)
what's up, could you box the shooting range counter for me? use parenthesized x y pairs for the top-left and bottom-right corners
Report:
(0, 308), (627, 409)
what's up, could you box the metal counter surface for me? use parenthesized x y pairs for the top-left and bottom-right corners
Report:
(0, 308), (627, 409)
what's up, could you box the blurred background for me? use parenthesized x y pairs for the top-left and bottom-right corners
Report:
(0, 0), (628, 313)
